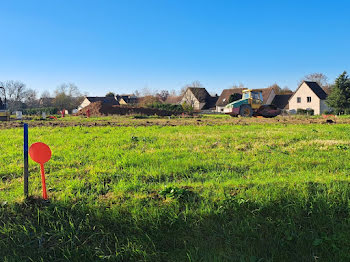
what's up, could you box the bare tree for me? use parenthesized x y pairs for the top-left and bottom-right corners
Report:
(133, 90), (141, 97)
(0, 80), (33, 111)
(156, 90), (169, 102)
(23, 89), (38, 108)
(140, 87), (153, 96)
(300, 73), (329, 87)
(230, 83), (245, 89)
(53, 83), (84, 111)
(40, 91), (53, 107)
(267, 83), (281, 93)
(0, 80), (26, 101)
(180, 81), (203, 95)
(280, 86), (293, 94)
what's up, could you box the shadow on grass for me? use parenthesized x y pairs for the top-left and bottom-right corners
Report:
(0, 181), (349, 262)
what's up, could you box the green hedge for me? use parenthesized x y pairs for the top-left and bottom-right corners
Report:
(147, 103), (184, 113)
(22, 107), (58, 115)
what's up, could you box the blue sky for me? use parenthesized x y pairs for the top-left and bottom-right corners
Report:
(0, 0), (349, 96)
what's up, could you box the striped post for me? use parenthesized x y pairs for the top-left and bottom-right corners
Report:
(24, 123), (29, 197)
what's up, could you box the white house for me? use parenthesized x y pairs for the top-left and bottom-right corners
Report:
(180, 87), (218, 110)
(288, 81), (329, 115)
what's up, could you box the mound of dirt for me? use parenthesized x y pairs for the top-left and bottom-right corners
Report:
(76, 102), (179, 117)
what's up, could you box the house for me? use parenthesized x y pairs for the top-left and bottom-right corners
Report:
(271, 94), (293, 110)
(215, 88), (244, 112)
(288, 81), (329, 115)
(262, 86), (278, 104)
(78, 96), (119, 111)
(180, 87), (218, 110)
(116, 94), (138, 105)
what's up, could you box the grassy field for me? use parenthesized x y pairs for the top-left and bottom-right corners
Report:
(0, 117), (350, 261)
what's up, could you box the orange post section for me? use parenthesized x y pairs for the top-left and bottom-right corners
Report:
(29, 142), (52, 200)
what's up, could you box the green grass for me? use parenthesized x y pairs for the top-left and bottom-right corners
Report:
(0, 121), (350, 261)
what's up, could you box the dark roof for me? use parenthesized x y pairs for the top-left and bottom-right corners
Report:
(86, 96), (119, 105)
(304, 81), (328, 100)
(216, 88), (245, 106)
(187, 87), (211, 103)
(116, 95), (138, 104)
(271, 94), (293, 109)
(204, 96), (219, 109)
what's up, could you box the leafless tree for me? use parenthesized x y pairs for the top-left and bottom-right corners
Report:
(0, 80), (26, 101)
(230, 83), (245, 89)
(180, 81), (203, 95)
(40, 91), (53, 107)
(280, 86), (293, 94)
(0, 80), (38, 111)
(300, 73), (329, 88)
(156, 90), (169, 102)
(23, 89), (38, 108)
(53, 83), (84, 111)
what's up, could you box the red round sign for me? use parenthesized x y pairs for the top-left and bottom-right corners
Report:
(29, 142), (52, 164)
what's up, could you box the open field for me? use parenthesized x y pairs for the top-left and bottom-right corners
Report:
(0, 116), (350, 261)
(0, 114), (348, 130)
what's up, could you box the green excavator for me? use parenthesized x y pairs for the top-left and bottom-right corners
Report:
(225, 89), (281, 118)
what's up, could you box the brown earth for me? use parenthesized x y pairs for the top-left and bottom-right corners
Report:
(76, 102), (179, 117)
(0, 114), (345, 130)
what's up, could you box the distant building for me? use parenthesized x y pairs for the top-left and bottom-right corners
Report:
(262, 86), (278, 105)
(78, 96), (119, 111)
(288, 81), (329, 115)
(180, 87), (218, 110)
(116, 94), (138, 105)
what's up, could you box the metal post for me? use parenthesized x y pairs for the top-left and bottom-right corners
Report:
(24, 123), (29, 197)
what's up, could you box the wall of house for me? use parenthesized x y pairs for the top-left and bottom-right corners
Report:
(266, 89), (276, 105)
(216, 106), (225, 113)
(180, 90), (200, 110)
(119, 98), (127, 105)
(78, 98), (91, 110)
(289, 82), (321, 115)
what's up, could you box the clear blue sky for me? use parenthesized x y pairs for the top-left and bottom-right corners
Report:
(1, 0), (349, 96)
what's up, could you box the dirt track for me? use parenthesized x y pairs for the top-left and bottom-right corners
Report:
(0, 115), (343, 130)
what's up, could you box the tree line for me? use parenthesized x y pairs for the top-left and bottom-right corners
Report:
(1, 71), (349, 114)
(0, 82), (85, 112)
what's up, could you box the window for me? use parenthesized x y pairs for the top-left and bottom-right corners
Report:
(307, 97), (311, 103)
(297, 97), (301, 103)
